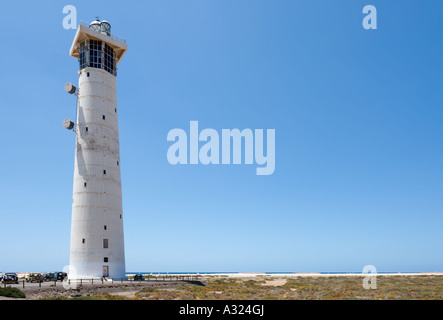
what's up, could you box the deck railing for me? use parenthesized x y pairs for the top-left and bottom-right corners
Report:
(79, 21), (127, 44)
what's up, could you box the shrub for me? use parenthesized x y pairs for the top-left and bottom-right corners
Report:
(0, 286), (26, 299)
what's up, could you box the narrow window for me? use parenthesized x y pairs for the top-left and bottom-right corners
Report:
(117, 161), (119, 166)
(103, 170), (107, 175)
(103, 239), (109, 249)
(84, 182), (87, 187)
(115, 108), (117, 113)
(103, 115), (106, 120)
(87, 72), (90, 77)
(120, 214), (122, 219)
(85, 127), (88, 132)
(104, 257), (108, 263)
(104, 225), (107, 231)
(82, 239), (85, 244)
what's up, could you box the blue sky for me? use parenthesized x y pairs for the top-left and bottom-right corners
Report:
(0, 0), (442, 273)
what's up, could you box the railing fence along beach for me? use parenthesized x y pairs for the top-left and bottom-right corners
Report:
(3, 274), (201, 289)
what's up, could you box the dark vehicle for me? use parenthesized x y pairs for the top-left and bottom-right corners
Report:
(133, 274), (145, 281)
(55, 272), (67, 281)
(43, 273), (57, 281)
(1, 273), (19, 284)
(44, 272), (67, 281)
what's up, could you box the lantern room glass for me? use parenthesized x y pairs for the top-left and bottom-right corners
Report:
(79, 40), (117, 76)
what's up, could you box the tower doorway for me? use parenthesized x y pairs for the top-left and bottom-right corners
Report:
(103, 266), (109, 277)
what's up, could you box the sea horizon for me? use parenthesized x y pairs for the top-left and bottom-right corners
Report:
(125, 271), (439, 275)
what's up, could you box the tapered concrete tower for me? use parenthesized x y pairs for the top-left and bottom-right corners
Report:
(67, 20), (127, 280)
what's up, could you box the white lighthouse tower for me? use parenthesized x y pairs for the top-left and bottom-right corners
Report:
(65, 19), (128, 280)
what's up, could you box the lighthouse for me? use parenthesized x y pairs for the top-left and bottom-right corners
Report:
(65, 19), (128, 280)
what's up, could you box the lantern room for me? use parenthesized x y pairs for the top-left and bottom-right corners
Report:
(69, 19), (128, 77)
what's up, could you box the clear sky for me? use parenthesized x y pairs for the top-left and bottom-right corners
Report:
(0, 0), (442, 273)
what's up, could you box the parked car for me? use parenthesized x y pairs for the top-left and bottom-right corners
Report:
(133, 274), (145, 281)
(54, 272), (67, 281)
(26, 273), (44, 283)
(43, 273), (56, 281)
(1, 273), (19, 284)
(43, 272), (67, 281)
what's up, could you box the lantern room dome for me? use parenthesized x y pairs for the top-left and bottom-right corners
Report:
(100, 20), (111, 35)
(89, 19), (111, 35)
(89, 19), (101, 32)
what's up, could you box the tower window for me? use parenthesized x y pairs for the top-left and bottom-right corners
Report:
(104, 257), (108, 263)
(84, 182), (87, 187)
(115, 108), (117, 113)
(103, 239), (109, 249)
(87, 72), (90, 77)
(103, 170), (107, 175)
(104, 225), (107, 230)
(102, 115), (106, 120)
(79, 40), (116, 76)
(85, 127), (88, 132)
(104, 43), (116, 76)
(79, 43), (87, 70)
(89, 40), (103, 69)
(82, 239), (85, 244)
(117, 161), (119, 166)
